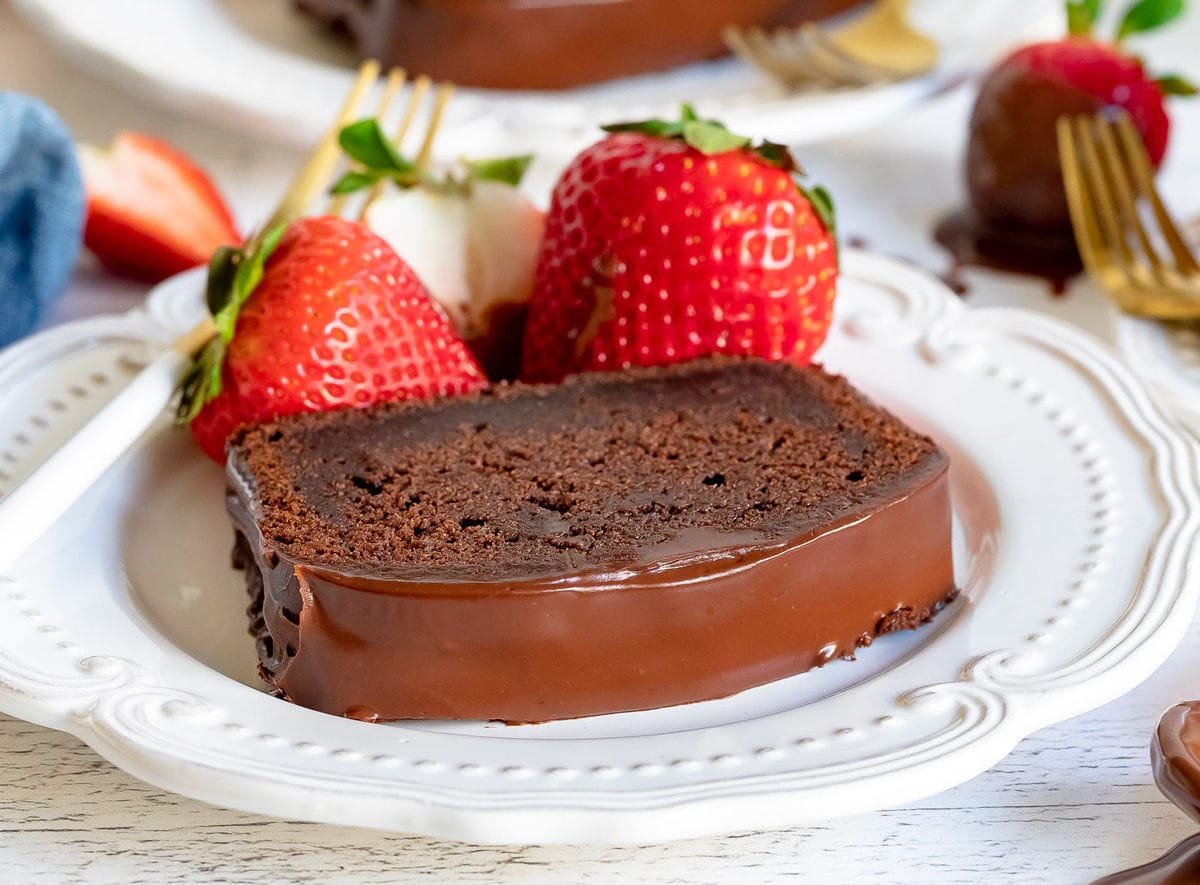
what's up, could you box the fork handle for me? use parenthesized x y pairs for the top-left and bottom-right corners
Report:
(0, 347), (193, 574)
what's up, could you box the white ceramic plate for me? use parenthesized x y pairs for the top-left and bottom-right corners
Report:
(1116, 314), (1200, 437)
(0, 252), (1197, 846)
(11, 0), (1060, 156)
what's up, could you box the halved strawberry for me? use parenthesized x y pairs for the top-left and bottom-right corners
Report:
(183, 215), (485, 463)
(79, 132), (240, 283)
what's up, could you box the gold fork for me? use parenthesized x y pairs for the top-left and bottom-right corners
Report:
(1057, 111), (1200, 320)
(723, 0), (938, 91)
(0, 61), (454, 572)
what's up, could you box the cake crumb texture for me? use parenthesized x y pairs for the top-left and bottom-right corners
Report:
(228, 358), (943, 578)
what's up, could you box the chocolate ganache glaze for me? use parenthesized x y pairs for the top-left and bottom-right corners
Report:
(226, 358), (956, 723)
(294, 0), (863, 90)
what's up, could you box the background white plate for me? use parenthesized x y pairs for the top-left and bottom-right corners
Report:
(10, 0), (1060, 157)
(0, 252), (1197, 845)
(1116, 314), (1200, 437)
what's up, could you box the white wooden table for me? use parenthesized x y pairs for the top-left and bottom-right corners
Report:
(4, 4), (1200, 881)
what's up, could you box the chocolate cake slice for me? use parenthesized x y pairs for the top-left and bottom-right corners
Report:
(227, 358), (956, 722)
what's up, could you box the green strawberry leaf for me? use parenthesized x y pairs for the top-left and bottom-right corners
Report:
(467, 154), (534, 186)
(212, 222), (287, 343)
(1117, 0), (1185, 39)
(603, 103), (800, 163)
(330, 170), (384, 195)
(178, 221), (288, 423)
(681, 120), (751, 154)
(794, 174), (838, 263)
(607, 105), (751, 156)
(602, 102), (701, 140)
(755, 140), (799, 171)
(333, 118), (434, 195)
(176, 336), (226, 424)
(1156, 73), (1199, 94)
(1066, 0), (1104, 36)
(338, 118), (415, 173)
(205, 245), (240, 317)
(602, 117), (687, 139)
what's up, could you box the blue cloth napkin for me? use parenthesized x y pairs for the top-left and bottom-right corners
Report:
(0, 93), (85, 348)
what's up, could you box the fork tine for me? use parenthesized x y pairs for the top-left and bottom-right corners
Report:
(725, 26), (811, 86)
(1056, 116), (1109, 280)
(766, 27), (829, 86)
(725, 1), (933, 91)
(722, 25), (764, 72)
(415, 83), (453, 168)
(802, 23), (897, 86)
(263, 59), (381, 232)
(376, 66), (408, 117)
(327, 65), (409, 216)
(1071, 115), (1139, 276)
(749, 28), (801, 80)
(1090, 115), (1164, 275)
(356, 69), (417, 213)
(347, 76), (452, 220)
(1113, 114), (1200, 276)
(773, 27), (847, 88)
(793, 25), (867, 86)
(392, 74), (433, 150)
(1059, 114), (1200, 319)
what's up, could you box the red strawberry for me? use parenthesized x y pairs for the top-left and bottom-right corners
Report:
(966, 2), (1194, 236)
(520, 106), (837, 383)
(79, 132), (240, 283)
(183, 215), (485, 463)
(1019, 40), (1169, 160)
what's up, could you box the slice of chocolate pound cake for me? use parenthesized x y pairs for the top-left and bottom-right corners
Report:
(226, 357), (956, 723)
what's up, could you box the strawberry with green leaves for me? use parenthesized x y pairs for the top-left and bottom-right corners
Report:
(181, 215), (485, 463)
(966, 0), (1194, 239)
(520, 105), (838, 383)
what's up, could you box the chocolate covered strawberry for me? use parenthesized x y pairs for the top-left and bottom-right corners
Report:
(520, 105), (837, 383)
(79, 132), (240, 283)
(181, 215), (484, 462)
(961, 0), (1193, 254)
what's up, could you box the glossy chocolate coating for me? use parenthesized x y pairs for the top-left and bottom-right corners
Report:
(1153, 702), (1200, 824)
(294, 0), (862, 90)
(935, 62), (1103, 289)
(228, 459), (955, 723)
(967, 65), (1102, 233)
(1091, 704), (1200, 884)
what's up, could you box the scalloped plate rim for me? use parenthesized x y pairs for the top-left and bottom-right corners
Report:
(0, 250), (1196, 845)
